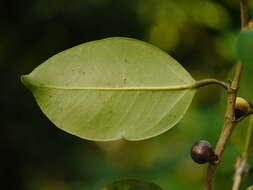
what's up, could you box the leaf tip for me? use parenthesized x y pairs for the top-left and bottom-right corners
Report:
(20, 75), (33, 90)
(20, 74), (28, 84)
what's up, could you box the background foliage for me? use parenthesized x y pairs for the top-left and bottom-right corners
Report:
(1, 0), (253, 189)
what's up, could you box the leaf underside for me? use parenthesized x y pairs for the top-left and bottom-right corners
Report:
(101, 178), (163, 190)
(21, 37), (196, 141)
(236, 29), (253, 64)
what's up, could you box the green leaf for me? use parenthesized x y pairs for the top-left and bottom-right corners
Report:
(236, 29), (253, 64)
(21, 37), (196, 141)
(247, 116), (253, 155)
(101, 178), (163, 190)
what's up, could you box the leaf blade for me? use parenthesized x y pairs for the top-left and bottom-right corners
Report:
(22, 37), (196, 141)
(101, 178), (163, 190)
(236, 29), (253, 64)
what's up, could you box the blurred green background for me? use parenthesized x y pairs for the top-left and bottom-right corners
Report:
(1, 0), (253, 189)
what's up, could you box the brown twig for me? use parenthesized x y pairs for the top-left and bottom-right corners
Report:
(240, 0), (248, 29)
(204, 62), (243, 190)
(232, 116), (253, 190)
(232, 156), (247, 190)
(204, 1), (248, 189)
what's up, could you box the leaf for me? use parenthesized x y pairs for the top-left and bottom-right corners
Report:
(101, 178), (163, 190)
(231, 117), (249, 152)
(21, 37), (196, 141)
(236, 29), (253, 64)
(247, 116), (253, 155)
